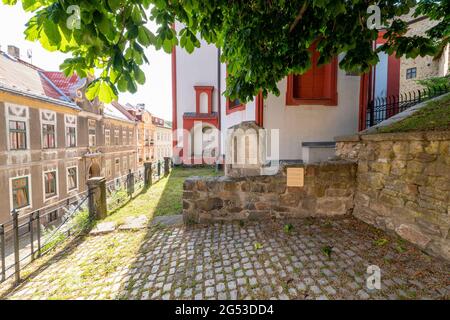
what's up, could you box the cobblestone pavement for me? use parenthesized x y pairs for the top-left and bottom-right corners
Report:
(2, 216), (449, 300)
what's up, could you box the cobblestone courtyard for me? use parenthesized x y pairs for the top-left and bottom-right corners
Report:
(2, 216), (449, 300)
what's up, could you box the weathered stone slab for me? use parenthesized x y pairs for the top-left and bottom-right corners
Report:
(90, 222), (116, 235)
(152, 214), (183, 226)
(118, 215), (149, 231)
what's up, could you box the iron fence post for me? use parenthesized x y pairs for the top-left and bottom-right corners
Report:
(12, 209), (20, 284)
(36, 211), (41, 258)
(30, 213), (34, 261)
(0, 224), (5, 282)
(369, 101), (374, 127)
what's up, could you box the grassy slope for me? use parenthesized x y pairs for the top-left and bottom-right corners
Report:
(378, 94), (450, 133)
(103, 167), (220, 225)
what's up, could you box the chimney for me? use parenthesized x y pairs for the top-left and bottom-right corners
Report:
(7, 45), (20, 59)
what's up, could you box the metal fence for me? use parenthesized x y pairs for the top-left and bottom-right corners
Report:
(0, 193), (90, 284)
(106, 161), (169, 213)
(366, 84), (450, 128)
(0, 159), (172, 286)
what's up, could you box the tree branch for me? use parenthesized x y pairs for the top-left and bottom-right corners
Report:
(289, 1), (308, 33)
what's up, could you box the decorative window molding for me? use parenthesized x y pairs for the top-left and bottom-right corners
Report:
(88, 119), (96, 147)
(65, 114), (77, 148)
(114, 129), (120, 145)
(122, 129), (127, 145)
(66, 165), (78, 193)
(43, 168), (59, 201)
(40, 110), (57, 149)
(286, 49), (338, 106)
(105, 129), (111, 146)
(6, 104), (30, 151)
(194, 86), (214, 114)
(128, 131), (133, 145)
(225, 71), (246, 114)
(9, 174), (32, 211)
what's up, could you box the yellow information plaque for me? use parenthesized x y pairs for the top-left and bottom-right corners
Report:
(286, 167), (304, 187)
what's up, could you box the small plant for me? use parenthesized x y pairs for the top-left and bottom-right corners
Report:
(374, 238), (389, 246)
(254, 242), (263, 250)
(239, 220), (245, 227)
(321, 245), (333, 259)
(283, 223), (294, 234)
(395, 239), (407, 253)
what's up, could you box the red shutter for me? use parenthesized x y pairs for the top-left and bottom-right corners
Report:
(287, 48), (338, 106)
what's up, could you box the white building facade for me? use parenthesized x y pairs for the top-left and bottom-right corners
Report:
(171, 22), (374, 165)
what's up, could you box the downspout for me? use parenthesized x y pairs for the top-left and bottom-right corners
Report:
(217, 48), (222, 164)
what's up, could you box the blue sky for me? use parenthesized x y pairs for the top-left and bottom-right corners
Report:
(0, 4), (173, 121)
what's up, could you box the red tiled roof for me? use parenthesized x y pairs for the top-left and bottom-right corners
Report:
(111, 101), (137, 121)
(41, 71), (80, 98)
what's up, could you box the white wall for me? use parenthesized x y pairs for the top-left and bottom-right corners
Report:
(174, 26), (361, 162)
(264, 55), (361, 160)
(175, 22), (219, 129)
(220, 63), (256, 155)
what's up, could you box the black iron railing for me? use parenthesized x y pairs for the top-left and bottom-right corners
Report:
(0, 193), (90, 285)
(366, 85), (450, 128)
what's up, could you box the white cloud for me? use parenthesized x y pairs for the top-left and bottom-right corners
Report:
(0, 4), (172, 121)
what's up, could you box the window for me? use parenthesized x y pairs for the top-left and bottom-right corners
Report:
(41, 110), (57, 149)
(66, 127), (76, 147)
(67, 167), (78, 191)
(9, 120), (27, 150)
(105, 129), (111, 146)
(123, 156), (128, 173)
(122, 130), (127, 145)
(114, 129), (120, 145)
(44, 171), (57, 199)
(48, 210), (58, 222)
(42, 124), (56, 149)
(129, 155), (134, 171)
(88, 119), (96, 147)
(226, 97), (245, 114)
(115, 158), (120, 175)
(11, 176), (30, 209)
(406, 67), (417, 79)
(286, 47), (338, 106)
(106, 159), (112, 177)
(65, 115), (77, 147)
(129, 131), (133, 145)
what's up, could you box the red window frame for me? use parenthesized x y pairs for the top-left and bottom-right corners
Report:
(286, 49), (338, 106)
(225, 69), (246, 114)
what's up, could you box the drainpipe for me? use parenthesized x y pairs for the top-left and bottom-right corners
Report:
(217, 48), (222, 165)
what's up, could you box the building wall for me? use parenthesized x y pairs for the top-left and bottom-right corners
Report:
(399, 18), (449, 94)
(0, 92), (138, 224)
(264, 55), (361, 160)
(174, 27), (361, 163)
(154, 125), (173, 161)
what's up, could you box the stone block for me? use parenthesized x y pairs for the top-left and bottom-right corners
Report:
(395, 224), (431, 249)
(316, 198), (347, 215)
(197, 198), (224, 211)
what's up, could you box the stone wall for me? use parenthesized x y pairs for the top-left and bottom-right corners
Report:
(183, 161), (356, 224)
(336, 131), (450, 260)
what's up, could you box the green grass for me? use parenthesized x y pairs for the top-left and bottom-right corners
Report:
(103, 166), (220, 225)
(379, 94), (450, 133)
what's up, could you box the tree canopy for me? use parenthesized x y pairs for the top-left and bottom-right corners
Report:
(3, 0), (449, 103)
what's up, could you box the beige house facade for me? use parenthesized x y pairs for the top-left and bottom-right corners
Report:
(0, 47), (138, 224)
(399, 16), (449, 94)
